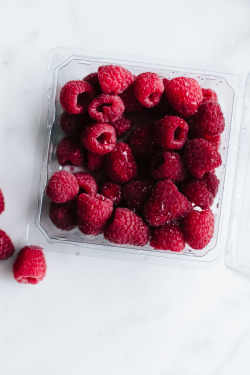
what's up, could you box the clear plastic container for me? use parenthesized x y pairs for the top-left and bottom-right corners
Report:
(26, 47), (241, 266)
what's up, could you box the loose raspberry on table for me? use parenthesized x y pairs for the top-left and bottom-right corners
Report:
(150, 150), (186, 182)
(81, 123), (116, 155)
(87, 151), (105, 171)
(182, 179), (214, 209)
(13, 246), (46, 284)
(88, 94), (125, 123)
(122, 180), (153, 214)
(74, 172), (98, 195)
(105, 142), (137, 184)
(202, 88), (218, 103)
(46, 170), (79, 203)
(182, 209), (214, 249)
(0, 189), (4, 214)
(60, 112), (89, 137)
(112, 116), (133, 138)
(153, 115), (189, 150)
(78, 193), (113, 235)
(202, 172), (220, 197)
(144, 179), (191, 226)
(128, 127), (152, 159)
(60, 80), (95, 115)
(184, 138), (222, 178)
(150, 222), (185, 252)
(101, 182), (122, 206)
(0, 229), (15, 260)
(134, 72), (164, 108)
(191, 101), (225, 137)
(83, 72), (102, 94)
(119, 83), (144, 113)
(56, 137), (84, 166)
(104, 208), (149, 246)
(98, 65), (134, 95)
(49, 200), (77, 231)
(165, 77), (203, 118)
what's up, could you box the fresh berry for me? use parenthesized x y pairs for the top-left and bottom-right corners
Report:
(100, 182), (122, 206)
(60, 80), (95, 115)
(0, 189), (4, 214)
(150, 222), (185, 252)
(134, 72), (164, 108)
(204, 134), (221, 149)
(104, 208), (149, 246)
(202, 88), (218, 103)
(49, 200), (77, 231)
(105, 143), (137, 184)
(122, 180), (153, 213)
(165, 77), (203, 118)
(150, 150), (186, 182)
(182, 209), (214, 249)
(182, 179), (214, 209)
(13, 246), (46, 284)
(78, 193), (113, 235)
(88, 94), (125, 123)
(83, 72), (102, 94)
(184, 138), (222, 178)
(128, 127), (152, 159)
(119, 83), (144, 113)
(0, 230), (15, 260)
(46, 170), (79, 203)
(60, 112), (90, 137)
(56, 137), (84, 166)
(153, 115), (189, 150)
(192, 101), (225, 137)
(98, 65), (134, 95)
(81, 123), (116, 155)
(144, 179), (191, 226)
(74, 172), (98, 195)
(202, 172), (219, 197)
(112, 116), (133, 138)
(87, 151), (105, 171)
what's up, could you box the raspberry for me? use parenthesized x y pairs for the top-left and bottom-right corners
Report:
(78, 193), (113, 235)
(122, 180), (153, 213)
(56, 137), (84, 166)
(74, 172), (98, 195)
(100, 182), (122, 206)
(60, 112), (89, 137)
(128, 127), (152, 159)
(98, 65), (134, 95)
(184, 138), (222, 178)
(150, 150), (186, 182)
(104, 208), (149, 246)
(182, 179), (214, 209)
(134, 72), (164, 108)
(88, 94), (125, 123)
(0, 230), (15, 260)
(204, 134), (221, 150)
(192, 101), (225, 137)
(150, 222), (185, 252)
(60, 80), (95, 115)
(202, 88), (218, 103)
(83, 72), (102, 94)
(13, 246), (46, 284)
(105, 142), (137, 184)
(144, 179), (191, 227)
(202, 172), (219, 197)
(119, 83), (144, 113)
(81, 123), (116, 155)
(87, 151), (105, 171)
(112, 116), (133, 138)
(153, 115), (189, 150)
(165, 77), (203, 118)
(46, 170), (79, 203)
(49, 200), (77, 231)
(0, 189), (4, 214)
(182, 209), (214, 249)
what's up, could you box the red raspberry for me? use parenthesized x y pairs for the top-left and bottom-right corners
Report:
(13, 246), (46, 284)
(204, 134), (221, 150)
(192, 101), (225, 137)
(165, 77), (203, 118)
(182, 209), (214, 249)
(202, 88), (218, 103)
(87, 151), (105, 171)
(88, 94), (125, 123)
(153, 115), (189, 150)
(78, 193), (113, 235)
(98, 65), (134, 95)
(119, 83), (144, 113)
(128, 127), (152, 159)
(0, 230), (15, 260)
(60, 80), (95, 115)
(49, 200), (77, 231)
(0, 189), (5, 214)
(144, 179), (191, 226)
(150, 222), (185, 252)
(150, 150), (186, 182)
(112, 116), (133, 138)
(74, 172), (98, 195)
(104, 208), (149, 246)
(100, 182), (122, 206)
(134, 72), (164, 108)
(46, 170), (79, 203)
(60, 112), (88, 137)
(184, 138), (222, 178)
(202, 172), (219, 197)
(81, 123), (116, 155)
(105, 143), (137, 184)
(122, 180), (153, 213)
(83, 72), (102, 94)
(182, 179), (214, 209)
(56, 137), (84, 166)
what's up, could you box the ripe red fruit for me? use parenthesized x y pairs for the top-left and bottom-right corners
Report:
(87, 151), (105, 171)
(13, 246), (46, 284)
(83, 72), (102, 94)
(122, 180), (153, 214)
(150, 222), (185, 252)
(100, 182), (122, 206)
(134, 72), (164, 108)
(0, 189), (5, 214)
(88, 94), (125, 123)
(112, 116), (133, 138)
(128, 127), (152, 159)
(74, 172), (98, 195)
(56, 137), (84, 166)
(81, 123), (116, 155)
(46, 170), (79, 203)
(150, 150), (186, 182)
(119, 83), (144, 113)
(192, 101), (225, 137)
(153, 115), (189, 150)
(60, 80), (95, 115)
(98, 65), (134, 94)
(202, 88), (218, 103)
(49, 200), (78, 231)
(0, 229), (15, 260)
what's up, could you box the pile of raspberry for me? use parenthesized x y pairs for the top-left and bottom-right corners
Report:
(46, 65), (224, 252)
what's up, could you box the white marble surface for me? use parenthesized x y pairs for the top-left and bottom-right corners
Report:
(1, 0), (250, 374)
